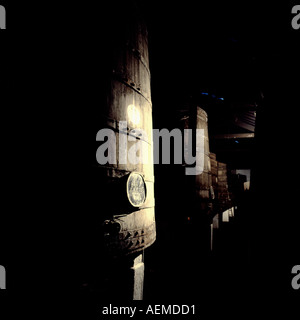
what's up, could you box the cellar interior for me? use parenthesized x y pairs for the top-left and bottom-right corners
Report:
(2, 3), (300, 317)
(79, 1), (300, 304)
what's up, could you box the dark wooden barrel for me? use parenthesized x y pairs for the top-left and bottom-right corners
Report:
(96, 4), (155, 257)
(209, 152), (218, 201)
(178, 106), (213, 217)
(195, 107), (213, 213)
(217, 162), (231, 211)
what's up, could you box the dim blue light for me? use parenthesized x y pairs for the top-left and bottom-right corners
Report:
(211, 94), (216, 98)
(219, 97), (224, 101)
(201, 92), (209, 96)
(235, 140), (239, 144)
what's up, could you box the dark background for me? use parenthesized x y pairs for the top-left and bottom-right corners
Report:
(0, 0), (299, 315)
(142, 0), (300, 307)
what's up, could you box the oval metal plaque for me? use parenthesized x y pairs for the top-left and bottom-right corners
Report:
(126, 172), (146, 207)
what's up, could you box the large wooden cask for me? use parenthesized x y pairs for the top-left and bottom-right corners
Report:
(95, 3), (156, 257)
(178, 106), (213, 216)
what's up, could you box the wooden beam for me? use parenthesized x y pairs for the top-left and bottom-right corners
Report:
(235, 119), (255, 132)
(212, 133), (255, 139)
